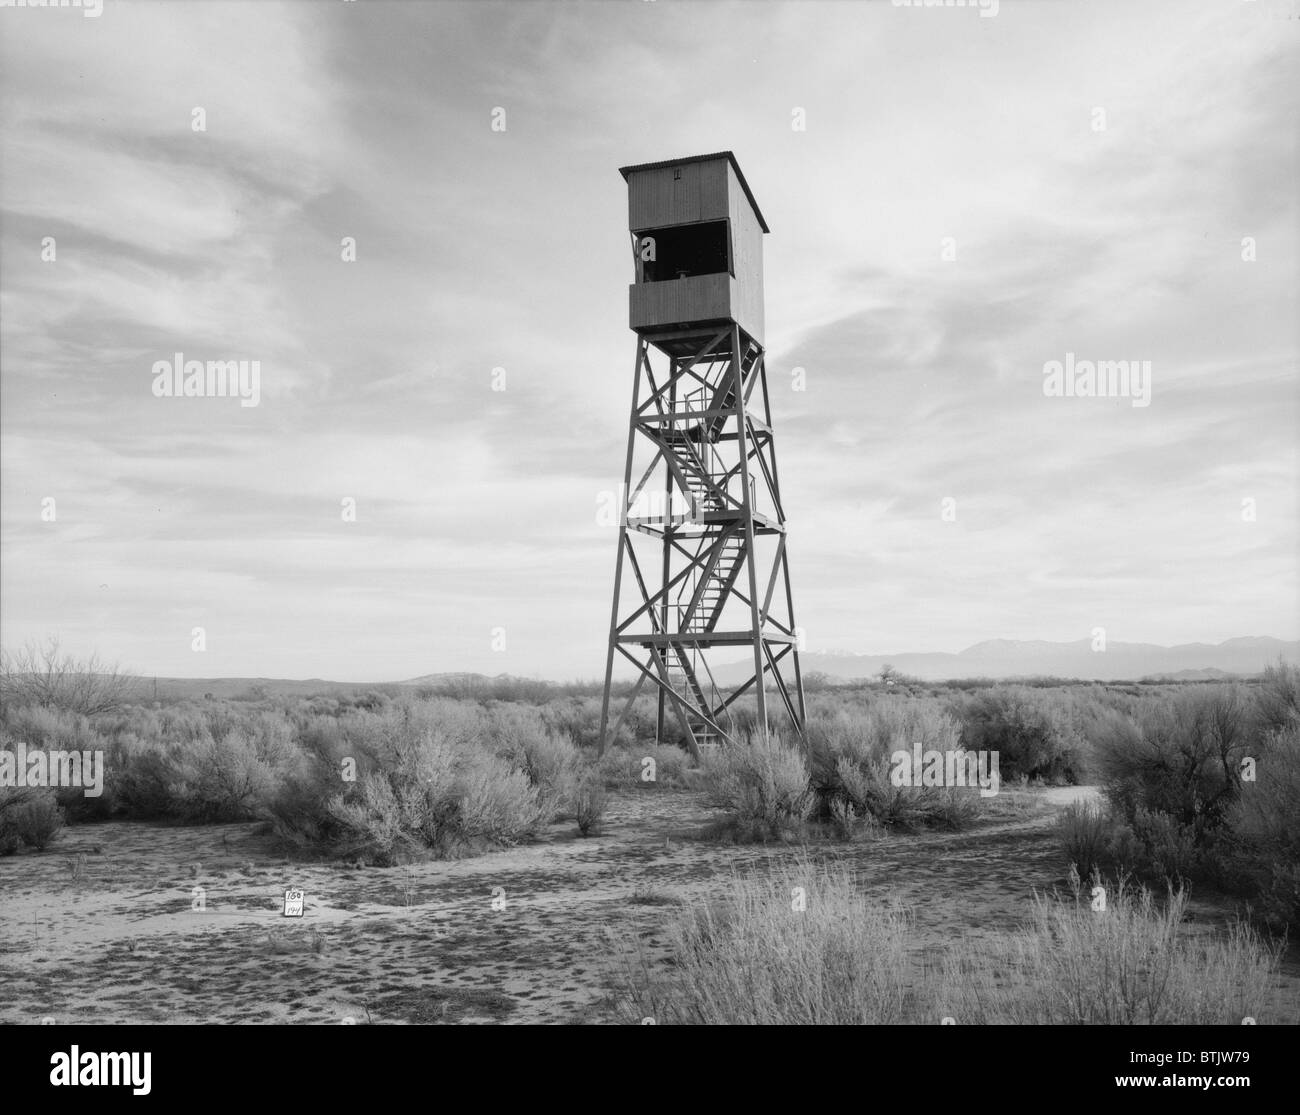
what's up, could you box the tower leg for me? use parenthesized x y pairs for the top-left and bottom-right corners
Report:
(731, 325), (768, 739)
(599, 340), (646, 756)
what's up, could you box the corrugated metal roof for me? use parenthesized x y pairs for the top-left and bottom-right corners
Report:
(618, 151), (770, 233)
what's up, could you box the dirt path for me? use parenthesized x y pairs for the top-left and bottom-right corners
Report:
(0, 786), (1292, 1024)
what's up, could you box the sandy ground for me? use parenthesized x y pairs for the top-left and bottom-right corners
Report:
(0, 786), (1294, 1024)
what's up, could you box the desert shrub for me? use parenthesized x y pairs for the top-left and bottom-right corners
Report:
(827, 797), (880, 842)
(1097, 684), (1253, 838)
(1254, 660), (1300, 736)
(0, 787), (36, 854)
(1058, 800), (1106, 869)
(701, 730), (812, 842)
(806, 701), (985, 831)
(488, 705), (580, 820)
(164, 729), (290, 822)
(1129, 806), (1201, 881)
(2, 704), (102, 753)
(0, 708), (114, 821)
(326, 758), (542, 865)
(0, 788), (65, 851)
(266, 755), (349, 849)
(449, 760), (544, 845)
(953, 686), (1088, 782)
(113, 743), (181, 819)
(1087, 686), (1299, 925)
(936, 873), (1287, 1024)
(595, 741), (690, 789)
(286, 700), (547, 863)
(1057, 800), (1141, 878)
(924, 787), (986, 830)
(540, 696), (605, 750)
(572, 771), (607, 836)
(327, 773), (407, 860)
(349, 690), (390, 713)
(106, 707), (304, 823)
(1227, 721), (1300, 930)
(0, 639), (139, 716)
(268, 711), (385, 847)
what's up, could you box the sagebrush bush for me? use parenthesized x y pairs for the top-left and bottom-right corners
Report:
(275, 699), (550, 862)
(1075, 683), (1300, 928)
(0, 787), (31, 854)
(488, 705), (580, 820)
(1091, 685), (1256, 887)
(572, 771), (607, 836)
(539, 696), (605, 749)
(1129, 806), (1201, 881)
(165, 729), (290, 822)
(806, 702), (985, 831)
(1227, 721), (1300, 930)
(1057, 800), (1140, 878)
(701, 730), (812, 842)
(323, 745), (543, 864)
(451, 759), (545, 846)
(595, 741), (690, 789)
(952, 687), (1088, 782)
(0, 788), (64, 852)
(1098, 685), (1252, 834)
(827, 797), (879, 841)
(1255, 660), (1300, 736)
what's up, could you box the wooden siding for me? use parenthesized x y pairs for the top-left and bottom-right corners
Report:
(629, 273), (731, 332)
(629, 274), (763, 342)
(627, 159), (730, 232)
(624, 155), (766, 343)
(727, 163), (765, 343)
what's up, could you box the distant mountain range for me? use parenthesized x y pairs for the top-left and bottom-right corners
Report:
(128, 637), (1297, 699)
(135, 671), (559, 701)
(713, 636), (1299, 684)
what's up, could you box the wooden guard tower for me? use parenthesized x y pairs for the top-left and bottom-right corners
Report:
(598, 152), (807, 759)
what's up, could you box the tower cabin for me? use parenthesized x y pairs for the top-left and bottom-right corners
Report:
(620, 152), (768, 351)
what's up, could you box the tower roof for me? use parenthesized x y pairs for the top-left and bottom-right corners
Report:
(618, 151), (770, 233)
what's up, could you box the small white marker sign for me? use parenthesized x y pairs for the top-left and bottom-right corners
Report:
(284, 888), (305, 917)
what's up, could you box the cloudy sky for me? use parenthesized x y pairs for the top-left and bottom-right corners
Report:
(1, 0), (1295, 682)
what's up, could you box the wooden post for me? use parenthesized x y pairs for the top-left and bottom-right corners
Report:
(731, 325), (768, 739)
(598, 340), (645, 755)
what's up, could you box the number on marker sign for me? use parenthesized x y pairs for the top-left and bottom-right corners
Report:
(284, 888), (305, 917)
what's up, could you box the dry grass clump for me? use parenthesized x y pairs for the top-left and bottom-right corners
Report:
(616, 859), (912, 1024)
(617, 860), (1292, 1025)
(934, 870), (1289, 1025)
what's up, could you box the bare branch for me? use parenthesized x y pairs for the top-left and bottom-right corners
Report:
(0, 637), (141, 717)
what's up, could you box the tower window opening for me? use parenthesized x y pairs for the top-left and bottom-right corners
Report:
(638, 220), (730, 283)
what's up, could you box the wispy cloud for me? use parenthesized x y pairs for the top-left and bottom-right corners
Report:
(1, 0), (1294, 679)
